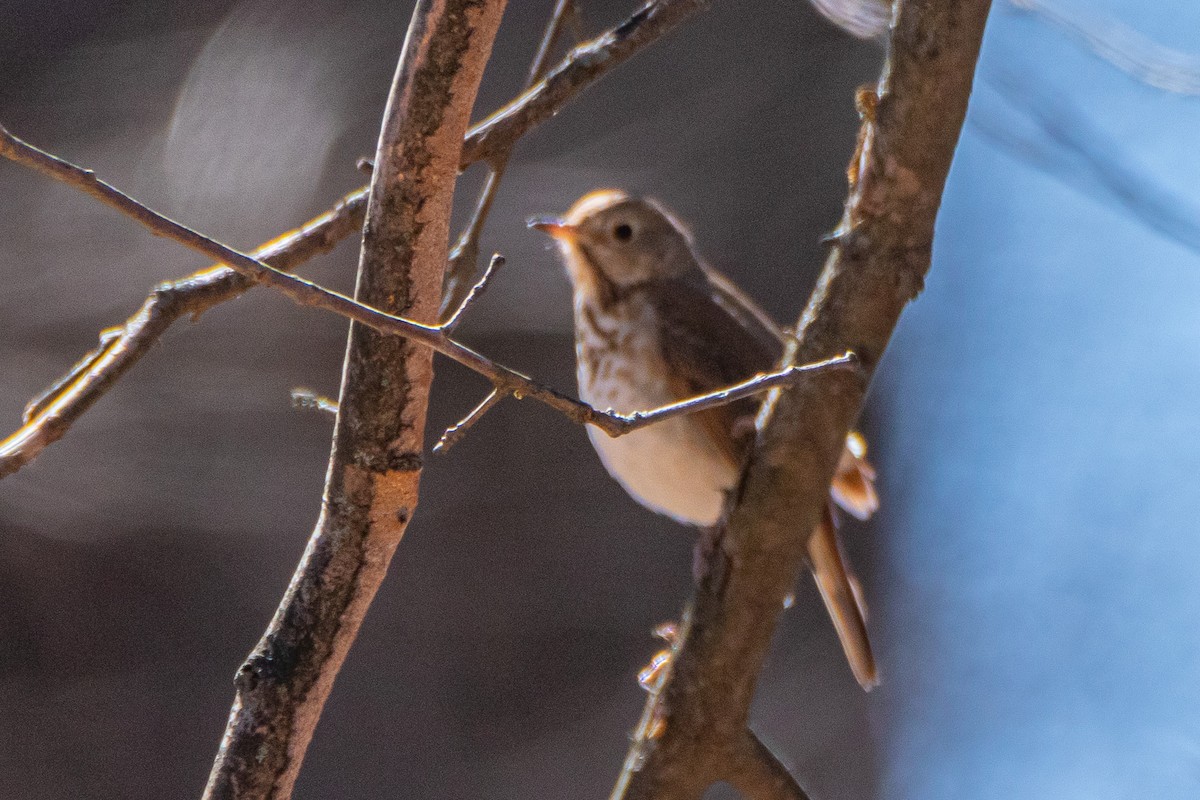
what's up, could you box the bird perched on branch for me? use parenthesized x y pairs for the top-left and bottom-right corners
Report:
(531, 190), (880, 689)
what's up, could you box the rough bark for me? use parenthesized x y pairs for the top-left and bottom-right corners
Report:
(611, 1), (993, 798)
(202, 2), (506, 798)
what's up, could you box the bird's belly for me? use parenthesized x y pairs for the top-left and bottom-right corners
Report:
(580, 359), (735, 527)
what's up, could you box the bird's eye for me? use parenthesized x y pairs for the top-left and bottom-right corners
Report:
(613, 222), (633, 242)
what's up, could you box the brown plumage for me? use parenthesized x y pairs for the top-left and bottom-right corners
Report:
(533, 190), (880, 689)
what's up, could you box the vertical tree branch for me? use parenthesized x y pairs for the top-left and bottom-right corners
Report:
(202, 2), (506, 798)
(610, 1), (992, 798)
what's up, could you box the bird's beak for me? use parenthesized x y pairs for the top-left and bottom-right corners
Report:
(527, 215), (578, 243)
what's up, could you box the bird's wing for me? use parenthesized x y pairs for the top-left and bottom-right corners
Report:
(703, 265), (880, 523)
(655, 268), (881, 690)
(701, 264), (790, 348)
(647, 274), (781, 466)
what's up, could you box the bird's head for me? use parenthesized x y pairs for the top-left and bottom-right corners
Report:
(530, 190), (698, 296)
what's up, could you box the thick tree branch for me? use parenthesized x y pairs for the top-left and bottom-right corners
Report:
(201, 2), (508, 798)
(0, 0), (709, 479)
(729, 732), (810, 800)
(610, 1), (992, 798)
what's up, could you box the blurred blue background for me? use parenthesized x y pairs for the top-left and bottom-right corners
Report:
(876, 1), (1200, 797)
(2, 1), (1199, 798)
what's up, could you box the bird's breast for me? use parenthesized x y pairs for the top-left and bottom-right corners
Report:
(574, 298), (735, 527)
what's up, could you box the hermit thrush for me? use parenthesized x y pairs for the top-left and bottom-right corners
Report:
(531, 190), (880, 689)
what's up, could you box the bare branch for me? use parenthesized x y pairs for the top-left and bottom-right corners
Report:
(200, 2), (508, 798)
(433, 387), (503, 452)
(609, 0), (993, 797)
(605, 354), (858, 434)
(728, 732), (811, 800)
(439, 253), (506, 330)
(0, 188), (367, 479)
(22, 327), (122, 422)
(436, 353), (859, 455)
(459, 0), (709, 168)
(527, 0), (584, 84)
(0, 126), (857, 478)
(0, 0), (709, 479)
(441, 0), (583, 317)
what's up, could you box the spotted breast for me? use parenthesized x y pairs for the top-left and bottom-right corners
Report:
(574, 292), (739, 526)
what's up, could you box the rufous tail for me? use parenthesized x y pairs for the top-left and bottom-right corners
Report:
(807, 503), (879, 690)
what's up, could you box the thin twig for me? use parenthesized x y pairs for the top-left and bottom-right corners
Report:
(438, 354), (857, 453)
(289, 388), (339, 415)
(439, 253), (506, 331)
(441, 0), (583, 317)
(609, 0), (993, 798)
(458, 0), (710, 168)
(433, 387), (503, 452)
(526, 0), (584, 85)
(0, 188), (367, 479)
(0, 0), (709, 480)
(601, 357), (856, 433)
(22, 327), (121, 422)
(0, 127), (855, 459)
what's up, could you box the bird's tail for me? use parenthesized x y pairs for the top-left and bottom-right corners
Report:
(805, 431), (879, 690)
(807, 504), (879, 690)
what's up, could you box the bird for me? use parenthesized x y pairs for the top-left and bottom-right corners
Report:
(530, 190), (880, 690)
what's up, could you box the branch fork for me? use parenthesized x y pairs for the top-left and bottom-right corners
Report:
(0, 123), (858, 461)
(0, 0), (712, 482)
